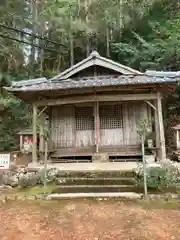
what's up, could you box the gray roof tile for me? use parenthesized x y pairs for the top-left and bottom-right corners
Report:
(7, 74), (178, 92)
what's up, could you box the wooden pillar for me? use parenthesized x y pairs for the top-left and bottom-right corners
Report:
(39, 124), (44, 153)
(20, 134), (23, 151)
(157, 92), (166, 161)
(32, 104), (37, 163)
(94, 101), (100, 153)
(154, 101), (160, 161)
(176, 130), (180, 149)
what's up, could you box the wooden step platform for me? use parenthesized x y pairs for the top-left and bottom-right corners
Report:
(50, 145), (142, 160)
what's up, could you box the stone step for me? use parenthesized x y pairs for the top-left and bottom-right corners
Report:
(28, 162), (138, 173)
(55, 177), (136, 185)
(46, 192), (142, 200)
(56, 170), (135, 178)
(52, 185), (138, 194)
(55, 185), (135, 188)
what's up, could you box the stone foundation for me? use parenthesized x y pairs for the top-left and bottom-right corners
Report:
(92, 153), (109, 162)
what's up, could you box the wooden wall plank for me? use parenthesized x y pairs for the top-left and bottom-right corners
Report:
(51, 105), (75, 148)
(76, 130), (94, 147)
(122, 102), (148, 146)
(100, 129), (124, 146)
(50, 101), (151, 150)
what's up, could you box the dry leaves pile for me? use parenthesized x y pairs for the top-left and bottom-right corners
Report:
(0, 200), (180, 240)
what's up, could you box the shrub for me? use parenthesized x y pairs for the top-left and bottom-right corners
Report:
(18, 172), (41, 188)
(135, 163), (180, 190)
(18, 168), (62, 188)
(38, 168), (60, 183)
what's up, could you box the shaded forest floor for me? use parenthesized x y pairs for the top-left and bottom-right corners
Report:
(1, 199), (180, 240)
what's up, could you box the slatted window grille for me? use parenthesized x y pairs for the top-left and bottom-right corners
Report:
(100, 104), (123, 129)
(75, 106), (94, 131)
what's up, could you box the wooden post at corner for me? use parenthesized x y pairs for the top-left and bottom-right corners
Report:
(157, 92), (166, 161)
(94, 101), (100, 153)
(32, 104), (37, 163)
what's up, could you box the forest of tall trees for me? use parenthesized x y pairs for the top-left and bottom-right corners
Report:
(0, 0), (180, 151)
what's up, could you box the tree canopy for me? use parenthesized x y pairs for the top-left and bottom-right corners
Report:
(0, 0), (180, 151)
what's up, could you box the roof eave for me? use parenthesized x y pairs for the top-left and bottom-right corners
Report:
(4, 80), (177, 94)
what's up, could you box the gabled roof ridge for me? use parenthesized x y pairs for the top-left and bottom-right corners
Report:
(97, 54), (142, 75)
(50, 51), (142, 81)
(50, 54), (93, 81)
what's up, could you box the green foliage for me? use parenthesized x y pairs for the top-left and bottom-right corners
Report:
(37, 114), (50, 140)
(18, 168), (61, 188)
(137, 119), (151, 138)
(136, 163), (180, 190)
(0, 0), (179, 151)
(137, 166), (168, 189)
(18, 173), (41, 188)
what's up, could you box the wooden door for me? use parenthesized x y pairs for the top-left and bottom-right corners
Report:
(100, 104), (124, 146)
(75, 106), (94, 147)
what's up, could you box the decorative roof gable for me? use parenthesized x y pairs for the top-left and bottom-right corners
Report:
(51, 51), (142, 81)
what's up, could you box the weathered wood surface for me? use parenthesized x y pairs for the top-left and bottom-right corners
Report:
(122, 102), (148, 145)
(20, 134), (23, 151)
(94, 101), (100, 153)
(50, 145), (142, 158)
(51, 105), (75, 149)
(176, 130), (180, 149)
(32, 104), (37, 163)
(157, 92), (166, 161)
(50, 101), (150, 150)
(36, 93), (157, 106)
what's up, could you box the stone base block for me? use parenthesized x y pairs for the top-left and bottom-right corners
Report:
(145, 155), (155, 164)
(92, 153), (109, 162)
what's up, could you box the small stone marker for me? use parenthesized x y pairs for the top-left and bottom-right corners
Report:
(0, 154), (10, 170)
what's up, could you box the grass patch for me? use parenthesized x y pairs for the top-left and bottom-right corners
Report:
(21, 183), (57, 196)
(3, 183), (57, 197)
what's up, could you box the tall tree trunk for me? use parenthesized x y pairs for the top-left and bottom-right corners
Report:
(39, 37), (44, 77)
(85, 0), (90, 56)
(38, 1), (44, 77)
(119, 0), (123, 39)
(106, 27), (110, 57)
(69, 12), (74, 66)
(56, 54), (61, 72)
(30, 0), (38, 69)
(77, 0), (81, 16)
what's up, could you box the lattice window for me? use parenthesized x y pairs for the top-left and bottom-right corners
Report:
(75, 106), (94, 131)
(100, 104), (123, 129)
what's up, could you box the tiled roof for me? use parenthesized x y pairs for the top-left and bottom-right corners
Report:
(12, 77), (47, 88)
(6, 74), (178, 92)
(145, 71), (180, 78)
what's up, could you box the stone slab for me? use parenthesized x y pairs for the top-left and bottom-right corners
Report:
(92, 153), (109, 162)
(47, 192), (142, 200)
(28, 162), (138, 172)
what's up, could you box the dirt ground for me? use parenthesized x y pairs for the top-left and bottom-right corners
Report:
(1, 200), (180, 240)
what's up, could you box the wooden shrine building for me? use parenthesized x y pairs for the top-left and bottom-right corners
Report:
(6, 51), (179, 163)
